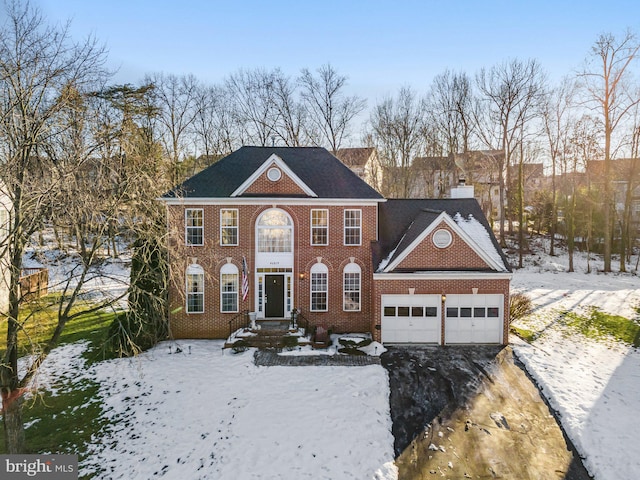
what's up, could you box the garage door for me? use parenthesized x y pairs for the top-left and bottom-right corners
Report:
(444, 294), (503, 344)
(381, 294), (441, 343)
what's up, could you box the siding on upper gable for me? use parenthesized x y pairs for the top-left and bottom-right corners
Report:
(242, 164), (310, 196)
(394, 222), (493, 271)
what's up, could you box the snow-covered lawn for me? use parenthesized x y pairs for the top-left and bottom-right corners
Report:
(511, 243), (640, 480)
(77, 341), (397, 479)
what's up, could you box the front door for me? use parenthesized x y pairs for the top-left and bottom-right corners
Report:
(265, 274), (285, 317)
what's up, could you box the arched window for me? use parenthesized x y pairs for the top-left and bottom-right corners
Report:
(257, 209), (292, 252)
(343, 263), (361, 311)
(220, 263), (239, 313)
(310, 263), (328, 312)
(186, 264), (204, 313)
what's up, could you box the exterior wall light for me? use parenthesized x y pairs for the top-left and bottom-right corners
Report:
(299, 272), (306, 281)
(441, 293), (447, 303)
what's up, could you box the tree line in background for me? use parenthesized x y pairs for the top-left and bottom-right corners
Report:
(0, 0), (639, 453)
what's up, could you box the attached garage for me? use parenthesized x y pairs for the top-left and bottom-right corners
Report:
(381, 294), (441, 344)
(444, 294), (503, 344)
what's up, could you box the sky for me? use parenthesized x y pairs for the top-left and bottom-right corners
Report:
(0, 0), (635, 125)
(20, 0), (638, 101)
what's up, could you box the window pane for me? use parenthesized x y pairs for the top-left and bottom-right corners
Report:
(258, 227), (292, 252)
(411, 306), (424, 317)
(221, 273), (238, 312)
(384, 306), (396, 316)
(221, 209), (237, 226)
(425, 306), (438, 317)
(186, 273), (204, 313)
(460, 307), (472, 317)
(186, 209), (203, 245)
(344, 210), (361, 245)
(311, 209), (328, 245)
(311, 272), (328, 311)
(221, 209), (238, 245)
(474, 307), (486, 317)
(258, 210), (291, 226)
(343, 271), (360, 311)
(397, 307), (410, 317)
(488, 307), (500, 317)
(446, 307), (458, 317)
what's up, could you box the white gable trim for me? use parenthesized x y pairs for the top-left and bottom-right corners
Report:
(382, 212), (507, 273)
(373, 272), (512, 281)
(230, 154), (317, 198)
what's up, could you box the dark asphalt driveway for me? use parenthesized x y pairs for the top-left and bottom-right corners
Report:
(381, 345), (592, 479)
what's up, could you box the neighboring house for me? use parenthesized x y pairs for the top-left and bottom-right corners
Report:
(160, 146), (511, 345)
(335, 147), (382, 192)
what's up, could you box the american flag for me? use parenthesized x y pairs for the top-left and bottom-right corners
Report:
(241, 256), (249, 301)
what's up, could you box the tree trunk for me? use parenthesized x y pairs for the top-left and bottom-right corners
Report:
(1, 393), (26, 453)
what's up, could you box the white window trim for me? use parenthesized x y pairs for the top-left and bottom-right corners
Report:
(186, 264), (204, 314)
(185, 208), (204, 246)
(220, 263), (239, 313)
(310, 263), (328, 312)
(343, 262), (361, 312)
(343, 209), (362, 246)
(220, 208), (239, 246)
(310, 209), (329, 246)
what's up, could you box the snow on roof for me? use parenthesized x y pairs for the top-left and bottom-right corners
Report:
(453, 213), (509, 272)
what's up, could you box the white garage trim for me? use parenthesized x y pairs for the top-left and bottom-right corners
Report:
(381, 294), (441, 344)
(444, 294), (503, 344)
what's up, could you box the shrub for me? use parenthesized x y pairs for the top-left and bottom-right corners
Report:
(509, 292), (533, 322)
(282, 335), (298, 350)
(231, 339), (248, 353)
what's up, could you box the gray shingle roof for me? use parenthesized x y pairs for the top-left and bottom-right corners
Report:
(162, 146), (384, 199)
(376, 198), (511, 272)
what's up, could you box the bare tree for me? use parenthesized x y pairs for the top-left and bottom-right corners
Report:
(146, 72), (199, 185)
(368, 87), (427, 197)
(271, 69), (309, 147)
(567, 115), (603, 272)
(225, 68), (279, 147)
(475, 58), (546, 246)
(299, 64), (366, 153)
(541, 77), (577, 255)
(0, 0), (108, 452)
(428, 70), (476, 176)
(578, 30), (640, 271)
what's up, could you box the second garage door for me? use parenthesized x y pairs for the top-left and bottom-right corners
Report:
(444, 294), (504, 344)
(381, 294), (441, 343)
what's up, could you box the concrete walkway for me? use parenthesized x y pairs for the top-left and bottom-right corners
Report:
(254, 350), (381, 366)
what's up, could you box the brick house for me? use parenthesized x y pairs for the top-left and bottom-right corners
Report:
(160, 146), (512, 345)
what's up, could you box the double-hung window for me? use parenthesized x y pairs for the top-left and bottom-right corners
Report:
(311, 209), (328, 245)
(343, 263), (361, 311)
(220, 209), (238, 246)
(344, 209), (361, 245)
(310, 263), (328, 312)
(185, 209), (203, 246)
(186, 264), (204, 313)
(220, 263), (239, 313)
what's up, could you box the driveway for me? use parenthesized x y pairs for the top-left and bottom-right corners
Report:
(381, 345), (592, 480)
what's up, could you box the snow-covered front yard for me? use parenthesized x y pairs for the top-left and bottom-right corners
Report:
(9, 238), (640, 479)
(76, 341), (397, 479)
(511, 245), (640, 480)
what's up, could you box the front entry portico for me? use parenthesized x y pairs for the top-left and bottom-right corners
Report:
(255, 208), (294, 319)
